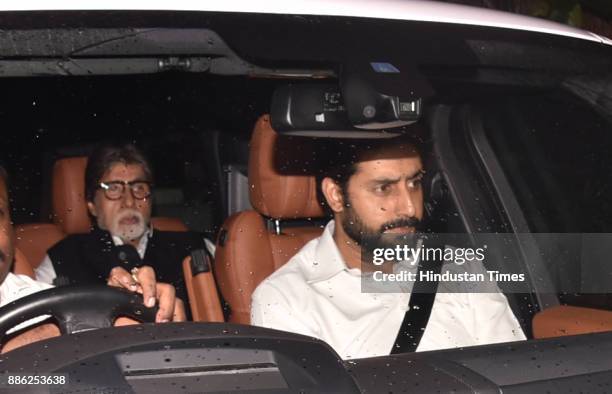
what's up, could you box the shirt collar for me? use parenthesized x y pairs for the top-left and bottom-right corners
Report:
(304, 220), (353, 283)
(302, 220), (426, 284)
(111, 226), (153, 259)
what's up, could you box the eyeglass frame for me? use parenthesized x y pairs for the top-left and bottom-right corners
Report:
(96, 180), (153, 201)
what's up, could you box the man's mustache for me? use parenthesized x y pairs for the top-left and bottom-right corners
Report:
(380, 217), (421, 233)
(117, 209), (143, 221)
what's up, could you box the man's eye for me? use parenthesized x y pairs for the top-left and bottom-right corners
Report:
(375, 184), (391, 194)
(133, 183), (148, 192)
(108, 184), (123, 192)
(408, 179), (422, 189)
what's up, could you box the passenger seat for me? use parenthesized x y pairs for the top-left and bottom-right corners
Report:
(215, 115), (326, 324)
(12, 248), (36, 278)
(15, 223), (65, 272)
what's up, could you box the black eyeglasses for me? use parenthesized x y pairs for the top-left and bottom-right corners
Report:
(98, 180), (152, 200)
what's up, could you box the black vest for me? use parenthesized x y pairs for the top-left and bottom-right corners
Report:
(48, 227), (206, 320)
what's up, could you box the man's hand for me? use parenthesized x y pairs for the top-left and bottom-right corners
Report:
(1, 269), (187, 354)
(107, 266), (186, 322)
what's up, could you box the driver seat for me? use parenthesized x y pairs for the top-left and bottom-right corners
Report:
(215, 115), (327, 324)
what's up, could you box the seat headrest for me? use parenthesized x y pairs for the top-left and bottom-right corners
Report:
(248, 115), (325, 219)
(52, 157), (91, 234)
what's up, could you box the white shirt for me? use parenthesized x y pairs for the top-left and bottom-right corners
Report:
(0, 272), (53, 333)
(251, 220), (526, 360)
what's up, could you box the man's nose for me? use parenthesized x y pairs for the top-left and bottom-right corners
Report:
(121, 187), (135, 207)
(395, 185), (416, 218)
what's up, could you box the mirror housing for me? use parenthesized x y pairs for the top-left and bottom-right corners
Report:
(269, 61), (432, 137)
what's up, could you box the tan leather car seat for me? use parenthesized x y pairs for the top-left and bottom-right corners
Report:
(215, 115), (326, 324)
(533, 305), (612, 338)
(12, 248), (36, 278)
(182, 253), (224, 322)
(15, 223), (65, 271)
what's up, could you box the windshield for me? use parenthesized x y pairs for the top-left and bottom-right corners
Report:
(0, 7), (612, 393)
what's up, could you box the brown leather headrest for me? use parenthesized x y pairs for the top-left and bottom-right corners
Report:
(248, 115), (325, 219)
(52, 157), (91, 234)
(151, 217), (188, 232)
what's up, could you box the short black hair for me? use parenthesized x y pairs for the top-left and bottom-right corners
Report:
(315, 134), (425, 216)
(85, 144), (153, 202)
(320, 134), (424, 192)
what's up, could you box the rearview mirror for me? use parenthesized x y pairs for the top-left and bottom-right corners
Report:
(341, 60), (428, 129)
(270, 61), (432, 137)
(270, 83), (407, 138)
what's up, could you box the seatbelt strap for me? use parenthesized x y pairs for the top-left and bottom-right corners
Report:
(390, 247), (444, 354)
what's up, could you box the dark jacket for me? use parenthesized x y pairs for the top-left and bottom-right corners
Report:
(48, 226), (206, 320)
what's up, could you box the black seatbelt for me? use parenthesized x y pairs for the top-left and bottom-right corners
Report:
(391, 248), (444, 354)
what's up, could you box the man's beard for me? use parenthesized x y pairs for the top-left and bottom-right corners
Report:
(341, 196), (421, 252)
(109, 209), (147, 242)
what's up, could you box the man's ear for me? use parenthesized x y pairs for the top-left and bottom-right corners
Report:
(321, 177), (345, 213)
(87, 201), (98, 217)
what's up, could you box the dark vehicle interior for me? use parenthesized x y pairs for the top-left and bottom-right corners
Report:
(1, 10), (612, 393)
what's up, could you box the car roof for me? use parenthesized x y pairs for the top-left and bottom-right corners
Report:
(4, 0), (611, 45)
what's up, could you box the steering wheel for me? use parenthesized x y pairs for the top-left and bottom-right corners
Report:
(0, 285), (158, 337)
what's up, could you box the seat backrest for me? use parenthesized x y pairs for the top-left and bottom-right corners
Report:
(533, 305), (612, 338)
(52, 157), (90, 234)
(12, 247), (35, 278)
(11, 156), (86, 270)
(182, 253), (224, 322)
(15, 223), (66, 270)
(11, 153), (81, 271)
(215, 115), (326, 324)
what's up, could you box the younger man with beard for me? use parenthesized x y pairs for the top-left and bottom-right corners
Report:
(36, 144), (207, 317)
(250, 137), (525, 359)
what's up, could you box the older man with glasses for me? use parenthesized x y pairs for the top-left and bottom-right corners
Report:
(35, 144), (208, 319)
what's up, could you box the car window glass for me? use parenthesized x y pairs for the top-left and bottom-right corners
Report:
(480, 90), (612, 309)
